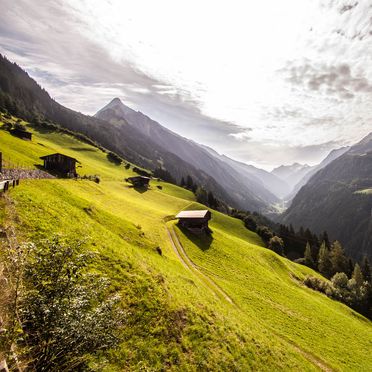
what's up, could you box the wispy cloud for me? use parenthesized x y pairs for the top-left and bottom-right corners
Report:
(0, 0), (371, 169)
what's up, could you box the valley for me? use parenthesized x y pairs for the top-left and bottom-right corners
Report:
(0, 116), (371, 370)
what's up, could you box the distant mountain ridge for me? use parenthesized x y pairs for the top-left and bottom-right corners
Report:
(271, 163), (311, 189)
(285, 146), (350, 201)
(95, 97), (288, 212)
(282, 133), (372, 260)
(0, 54), (285, 213)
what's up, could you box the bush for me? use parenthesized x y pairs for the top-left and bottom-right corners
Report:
(17, 237), (124, 370)
(107, 151), (122, 164)
(256, 225), (273, 246)
(268, 236), (284, 255)
(304, 276), (331, 294)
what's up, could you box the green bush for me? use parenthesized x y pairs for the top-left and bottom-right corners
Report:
(17, 237), (124, 370)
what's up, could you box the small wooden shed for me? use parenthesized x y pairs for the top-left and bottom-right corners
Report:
(176, 210), (211, 231)
(127, 176), (151, 188)
(10, 128), (32, 140)
(40, 153), (79, 177)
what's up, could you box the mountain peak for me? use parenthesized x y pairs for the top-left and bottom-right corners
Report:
(95, 97), (137, 118)
(109, 97), (123, 105)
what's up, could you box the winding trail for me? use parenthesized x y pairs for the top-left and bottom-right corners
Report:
(164, 218), (333, 371)
(165, 221), (234, 305)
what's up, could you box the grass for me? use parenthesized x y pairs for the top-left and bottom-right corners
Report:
(0, 119), (371, 370)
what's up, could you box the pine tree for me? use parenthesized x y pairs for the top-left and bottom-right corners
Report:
(330, 240), (348, 275)
(352, 263), (364, 289)
(318, 241), (332, 278)
(180, 177), (186, 187)
(320, 231), (330, 249)
(361, 257), (371, 283)
(346, 258), (354, 278)
(304, 242), (314, 268)
(186, 175), (193, 189)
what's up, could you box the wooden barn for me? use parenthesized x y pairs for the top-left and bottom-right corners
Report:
(10, 128), (32, 140)
(176, 210), (212, 232)
(127, 176), (151, 188)
(40, 153), (79, 177)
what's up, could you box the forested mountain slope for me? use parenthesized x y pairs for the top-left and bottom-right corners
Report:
(96, 97), (281, 209)
(282, 133), (372, 260)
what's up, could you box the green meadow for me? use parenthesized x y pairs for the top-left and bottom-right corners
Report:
(1, 119), (371, 371)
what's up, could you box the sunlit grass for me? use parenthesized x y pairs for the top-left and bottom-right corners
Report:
(1, 122), (371, 370)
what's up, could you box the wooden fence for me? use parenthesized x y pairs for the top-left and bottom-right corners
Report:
(0, 179), (20, 193)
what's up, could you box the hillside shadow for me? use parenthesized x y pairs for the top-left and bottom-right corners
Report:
(70, 147), (96, 152)
(29, 123), (56, 134)
(129, 185), (148, 194)
(178, 225), (213, 251)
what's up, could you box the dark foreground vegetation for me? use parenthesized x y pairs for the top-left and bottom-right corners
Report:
(1, 237), (124, 370)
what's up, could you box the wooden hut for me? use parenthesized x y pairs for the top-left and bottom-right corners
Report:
(127, 176), (151, 188)
(176, 210), (211, 231)
(10, 128), (32, 140)
(40, 153), (79, 177)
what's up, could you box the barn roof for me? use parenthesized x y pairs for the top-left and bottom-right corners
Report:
(176, 210), (210, 219)
(127, 176), (151, 181)
(40, 153), (79, 162)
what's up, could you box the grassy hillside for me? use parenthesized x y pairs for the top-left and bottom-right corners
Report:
(1, 120), (371, 370)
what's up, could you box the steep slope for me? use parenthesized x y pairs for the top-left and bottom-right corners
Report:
(0, 54), (270, 212)
(287, 146), (350, 201)
(1, 119), (371, 370)
(95, 98), (280, 211)
(282, 133), (372, 260)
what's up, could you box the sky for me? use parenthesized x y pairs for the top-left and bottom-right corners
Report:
(0, 0), (372, 170)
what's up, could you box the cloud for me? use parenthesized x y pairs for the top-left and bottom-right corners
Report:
(228, 129), (252, 141)
(0, 0), (245, 145)
(0, 0), (371, 169)
(284, 62), (372, 99)
(339, 2), (359, 14)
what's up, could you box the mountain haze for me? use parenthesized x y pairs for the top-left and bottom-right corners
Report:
(282, 133), (372, 260)
(286, 146), (351, 201)
(271, 163), (311, 190)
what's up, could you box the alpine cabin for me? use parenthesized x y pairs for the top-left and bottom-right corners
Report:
(176, 210), (212, 232)
(127, 176), (151, 188)
(40, 153), (79, 177)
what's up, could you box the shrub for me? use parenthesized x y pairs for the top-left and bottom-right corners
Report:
(256, 225), (273, 246)
(107, 151), (122, 164)
(17, 237), (124, 370)
(304, 276), (331, 294)
(268, 236), (284, 255)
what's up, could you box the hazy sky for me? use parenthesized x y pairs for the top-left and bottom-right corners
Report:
(1, 0), (372, 169)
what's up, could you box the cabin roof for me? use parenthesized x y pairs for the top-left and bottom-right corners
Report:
(12, 128), (31, 133)
(40, 153), (79, 162)
(127, 176), (151, 181)
(176, 210), (210, 219)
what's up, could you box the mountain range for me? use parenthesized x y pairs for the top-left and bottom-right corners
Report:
(0, 53), (371, 260)
(0, 54), (279, 212)
(95, 97), (291, 210)
(282, 134), (372, 260)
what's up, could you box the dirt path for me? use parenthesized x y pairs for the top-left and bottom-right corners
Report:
(166, 222), (234, 305)
(165, 220), (333, 371)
